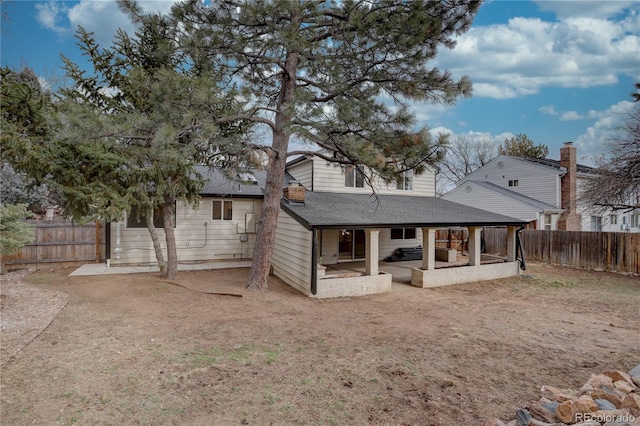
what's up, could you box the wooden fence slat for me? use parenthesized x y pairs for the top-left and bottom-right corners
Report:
(483, 228), (639, 274)
(4, 219), (106, 268)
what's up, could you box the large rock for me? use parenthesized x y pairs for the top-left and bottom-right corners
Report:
(604, 371), (637, 388)
(621, 393), (640, 416)
(614, 380), (636, 394)
(530, 399), (561, 423)
(597, 399), (620, 410)
(516, 409), (532, 426)
(585, 374), (615, 389)
(590, 389), (624, 408)
(629, 365), (640, 387)
(556, 395), (598, 423)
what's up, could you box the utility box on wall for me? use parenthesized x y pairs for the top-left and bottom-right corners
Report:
(245, 213), (256, 234)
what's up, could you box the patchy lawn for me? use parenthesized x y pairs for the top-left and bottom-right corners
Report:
(1, 262), (639, 425)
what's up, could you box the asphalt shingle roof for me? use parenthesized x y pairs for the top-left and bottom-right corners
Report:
(195, 166), (295, 198)
(281, 191), (526, 230)
(516, 156), (596, 175)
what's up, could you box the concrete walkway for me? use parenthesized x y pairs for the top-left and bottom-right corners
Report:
(70, 260), (253, 276)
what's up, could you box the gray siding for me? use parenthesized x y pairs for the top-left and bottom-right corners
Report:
(272, 211), (312, 295)
(459, 156), (561, 207)
(442, 183), (542, 223)
(286, 159), (313, 189)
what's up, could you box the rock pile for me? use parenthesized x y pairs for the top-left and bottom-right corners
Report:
(485, 366), (640, 426)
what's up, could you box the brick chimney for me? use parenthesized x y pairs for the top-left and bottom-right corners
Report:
(283, 181), (305, 204)
(557, 142), (581, 231)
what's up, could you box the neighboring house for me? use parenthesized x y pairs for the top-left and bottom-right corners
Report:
(442, 142), (640, 233)
(108, 155), (527, 298)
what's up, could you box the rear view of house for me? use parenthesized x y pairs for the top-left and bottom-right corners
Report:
(107, 156), (527, 297)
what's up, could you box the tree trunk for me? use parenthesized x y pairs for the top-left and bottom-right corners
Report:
(146, 207), (167, 278)
(246, 50), (300, 290)
(162, 198), (178, 279)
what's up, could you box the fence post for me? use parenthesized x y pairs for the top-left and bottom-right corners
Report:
(95, 220), (102, 263)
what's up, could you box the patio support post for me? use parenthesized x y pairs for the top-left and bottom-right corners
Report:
(365, 229), (379, 276)
(421, 227), (436, 270)
(506, 226), (517, 262)
(468, 227), (481, 266)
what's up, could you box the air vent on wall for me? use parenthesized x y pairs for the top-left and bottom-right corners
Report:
(497, 161), (504, 169)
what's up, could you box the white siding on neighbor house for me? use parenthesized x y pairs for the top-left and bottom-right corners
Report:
(271, 211), (312, 295)
(286, 159), (313, 189)
(442, 182), (542, 223)
(309, 156), (436, 196)
(110, 198), (262, 265)
(458, 156), (561, 207)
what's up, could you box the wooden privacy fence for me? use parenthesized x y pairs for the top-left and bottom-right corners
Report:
(484, 228), (639, 274)
(4, 219), (105, 270)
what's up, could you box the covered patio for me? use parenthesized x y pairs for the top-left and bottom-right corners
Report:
(276, 191), (527, 298)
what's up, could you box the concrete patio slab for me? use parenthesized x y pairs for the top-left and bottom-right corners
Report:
(70, 261), (253, 276)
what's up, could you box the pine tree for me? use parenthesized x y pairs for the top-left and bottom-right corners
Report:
(0, 204), (34, 274)
(4, 14), (251, 279)
(143, 0), (482, 289)
(498, 133), (549, 158)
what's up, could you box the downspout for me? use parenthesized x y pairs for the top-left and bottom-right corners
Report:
(311, 229), (318, 295)
(105, 220), (111, 267)
(516, 225), (526, 271)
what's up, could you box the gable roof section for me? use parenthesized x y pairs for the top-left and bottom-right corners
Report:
(281, 191), (526, 230)
(466, 181), (563, 212)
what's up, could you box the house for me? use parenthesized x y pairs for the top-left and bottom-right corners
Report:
(107, 156), (527, 298)
(442, 142), (640, 233)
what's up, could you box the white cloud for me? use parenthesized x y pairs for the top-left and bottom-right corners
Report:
(438, 4), (640, 99)
(575, 100), (635, 158)
(429, 127), (513, 147)
(539, 105), (558, 115)
(534, 1), (638, 19)
(35, 1), (70, 36)
(36, 0), (180, 47)
(559, 111), (584, 121)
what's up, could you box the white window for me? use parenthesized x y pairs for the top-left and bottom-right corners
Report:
(544, 214), (552, 231)
(590, 216), (602, 232)
(610, 214), (618, 225)
(396, 170), (414, 191)
(212, 200), (233, 221)
(344, 165), (365, 188)
(508, 179), (519, 187)
(632, 214), (640, 228)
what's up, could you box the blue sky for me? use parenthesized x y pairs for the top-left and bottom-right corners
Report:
(2, 0), (639, 164)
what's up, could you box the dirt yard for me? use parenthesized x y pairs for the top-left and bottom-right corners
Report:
(1, 262), (639, 425)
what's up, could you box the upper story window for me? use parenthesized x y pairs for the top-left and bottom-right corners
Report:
(344, 165), (365, 188)
(544, 214), (552, 231)
(632, 214), (640, 228)
(212, 200), (233, 221)
(610, 214), (618, 225)
(396, 170), (414, 191)
(126, 203), (176, 229)
(508, 179), (519, 187)
(590, 215), (602, 232)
